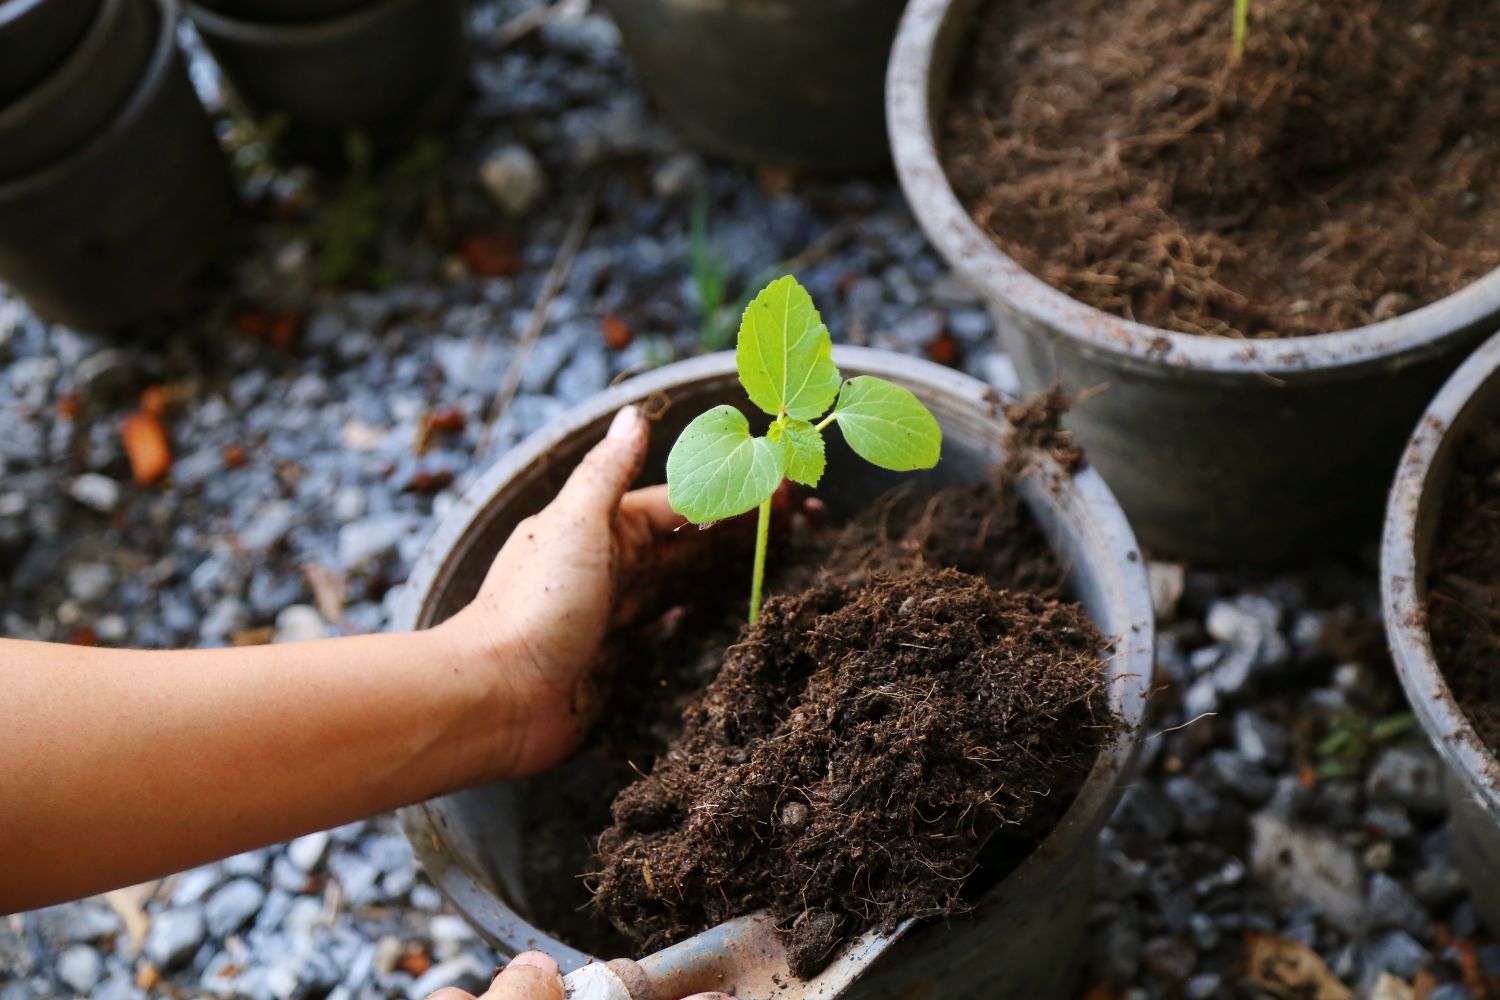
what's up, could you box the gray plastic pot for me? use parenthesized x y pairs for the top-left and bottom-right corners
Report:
(0, 0), (102, 105)
(397, 348), (1153, 998)
(1382, 329), (1500, 938)
(186, 0), (468, 162)
(0, 0), (154, 182)
(600, 0), (906, 170)
(887, 0), (1500, 565)
(0, 0), (231, 330)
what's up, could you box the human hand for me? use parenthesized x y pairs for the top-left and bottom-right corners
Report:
(438, 406), (706, 780)
(426, 951), (732, 1000)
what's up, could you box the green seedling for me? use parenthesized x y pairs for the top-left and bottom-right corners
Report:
(1231, 0), (1249, 61)
(666, 275), (942, 624)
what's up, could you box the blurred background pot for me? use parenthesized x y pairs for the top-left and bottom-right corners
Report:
(0, 0), (154, 181)
(600, 0), (907, 170)
(0, 0), (102, 104)
(887, 0), (1500, 564)
(0, 0), (231, 330)
(397, 348), (1153, 998)
(186, 0), (469, 163)
(1382, 330), (1500, 937)
(190, 0), (365, 22)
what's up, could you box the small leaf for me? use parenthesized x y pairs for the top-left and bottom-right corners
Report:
(735, 276), (842, 420)
(832, 376), (942, 472)
(666, 406), (785, 524)
(768, 418), (826, 487)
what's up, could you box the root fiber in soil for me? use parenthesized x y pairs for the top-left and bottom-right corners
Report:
(1426, 426), (1500, 755)
(515, 477), (1110, 970)
(942, 0), (1500, 339)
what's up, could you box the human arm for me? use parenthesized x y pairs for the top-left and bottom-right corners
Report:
(0, 406), (696, 912)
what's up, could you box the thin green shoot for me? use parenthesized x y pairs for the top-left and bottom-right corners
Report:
(1231, 0), (1249, 62)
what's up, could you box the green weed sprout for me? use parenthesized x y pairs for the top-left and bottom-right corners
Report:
(1231, 0), (1249, 61)
(665, 275), (942, 624)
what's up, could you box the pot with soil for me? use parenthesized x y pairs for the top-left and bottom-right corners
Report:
(0, 0), (231, 330)
(185, 0), (469, 163)
(1381, 329), (1500, 937)
(398, 347), (1152, 997)
(600, 0), (907, 170)
(0, 0), (103, 105)
(888, 0), (1500, 564)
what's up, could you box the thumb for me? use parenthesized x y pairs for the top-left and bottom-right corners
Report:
(551, 406), (649, 522)
(478, 952), (564, 1000)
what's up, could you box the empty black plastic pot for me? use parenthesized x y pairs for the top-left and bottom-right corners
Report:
(0, 0), (155, 181)
(186, 0), (469, 163)
(887, 0), (1500, 564)
(600, 0), (907, 170)
(0, 0), (103, 104)
(0, 0), (232, 330)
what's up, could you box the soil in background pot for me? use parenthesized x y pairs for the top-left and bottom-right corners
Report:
(515, 449), (1115, 976)
(942, 0), (1500, 339)
(1426, 425), (1500, 755)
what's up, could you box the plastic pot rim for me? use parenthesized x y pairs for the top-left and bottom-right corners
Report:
(0, 0), (180, 202)
(394, 346), (1154, 967)
(0, 0), (54, 28)
(1381, 329), (1500, 820)
(0, 0), (143, 134)
(185, 0), (424, 46)
(886, 0), (1500, 381)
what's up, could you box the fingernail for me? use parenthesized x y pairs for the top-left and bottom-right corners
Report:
(606, 405), (642, 440)
(506, 951), (560, 978)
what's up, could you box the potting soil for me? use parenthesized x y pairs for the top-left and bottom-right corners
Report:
(942, 0), (1500, 338)
(1426, 425), (1500, 756)
(519, 470), (1113, 978)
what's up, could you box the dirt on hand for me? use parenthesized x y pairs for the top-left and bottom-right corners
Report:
(943, 0), (1500, 339)
(1426, 426), (1500, 755)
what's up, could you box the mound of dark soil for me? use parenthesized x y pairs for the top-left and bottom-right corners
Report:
(1427, 426), (1500, 754)
(591, 567), (1112, 977)
(515, 477), (1089, 961)
(943, 0), (1500, 338)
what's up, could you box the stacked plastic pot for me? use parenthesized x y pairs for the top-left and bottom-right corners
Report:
(0, 0), (231, 330)
(184, 0), (469, 163)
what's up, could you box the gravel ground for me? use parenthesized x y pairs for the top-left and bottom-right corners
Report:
(1, 3), (1496, 998)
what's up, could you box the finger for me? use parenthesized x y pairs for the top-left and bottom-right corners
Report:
(683, 994), (737, 999)
(480, 952), (563, 1000)
(551, 407), (649, 523)
(620, 484), (689, 538)
(425, 990), (476, 1000)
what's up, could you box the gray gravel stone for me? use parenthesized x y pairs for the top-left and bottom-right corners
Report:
(145, 907), (206, 969)
(286, 830), (331, 872)
(1366, 745), (1448, 813)
(206, 878), (267, 938)
(1363, 929), (1431, 980)
(480, 144), (546, 217)
(55, 944), (102, 994)
(273, 604), (327, 644)
(1367, 872), (1435, 941)
(68, 474), (120, 513)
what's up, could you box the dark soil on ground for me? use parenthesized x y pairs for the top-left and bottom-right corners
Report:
(517, 475), (1112, 971)
(1426, 426), (1500, 755)
(942, 0), (1500, 339)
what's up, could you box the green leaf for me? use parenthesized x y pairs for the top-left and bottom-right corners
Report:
(832, 376), (942, 472)
(666, 406), (785, 524)
(768, 418), (826, 487)
(735, 276), (842, 420)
